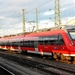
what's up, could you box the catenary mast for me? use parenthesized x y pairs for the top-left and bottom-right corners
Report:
(55, 0), (61, 26)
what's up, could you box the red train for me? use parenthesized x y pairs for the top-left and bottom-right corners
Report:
(0, 25), (75, 63)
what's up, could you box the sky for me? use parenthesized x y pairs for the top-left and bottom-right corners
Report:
(0, 0), (75, 36)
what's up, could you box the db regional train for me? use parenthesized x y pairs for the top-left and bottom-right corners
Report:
(0, 25), (75, 63)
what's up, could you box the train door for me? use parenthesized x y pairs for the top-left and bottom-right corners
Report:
(52, 34), (68, 60)
(34, 40), (39, 52)
(18, 39), (22, 52)
(53, 34), (65, 53)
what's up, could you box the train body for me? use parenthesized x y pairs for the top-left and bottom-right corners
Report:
(0, 25), (75, 63)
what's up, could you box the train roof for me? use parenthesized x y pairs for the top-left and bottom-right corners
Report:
(24, 25), (75, 37)
(0, 25), (75, 42)
(25, 29), (65, 37)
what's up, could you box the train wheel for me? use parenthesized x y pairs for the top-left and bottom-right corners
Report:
(53, 53), (58, 60)
(60, 54), (65, 61)
(53, 53), (63, 61)
(60, 54), (71, 64)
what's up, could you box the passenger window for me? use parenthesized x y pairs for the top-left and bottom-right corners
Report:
(50, 35), (58, 45)
(30, 41), (34, 47)
(20, 41), (24, 46)
(44, 40), (49, 45)
(58, 35), (64, 45)
(38, 35), (64, 45)
(38, 40), (43, 45)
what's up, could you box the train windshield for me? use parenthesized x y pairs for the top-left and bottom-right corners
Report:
(69, 31), (75, 40)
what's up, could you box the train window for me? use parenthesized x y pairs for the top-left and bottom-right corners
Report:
(38, 36), (50, 45)
(20, 41), (24, 46)
(27, 41), (30, 47)
(5, 42), (10, 46)
(38, 40), (43, 45)
(43, 40), (49, 45)
(38, 35), (64, 45)
(34, 41), (38, 47)
(12, 42), (14, 46)
(53, 35), (64, 45)
(9, 42), (12, 46)
(38, 35), (58, 45)
(0, 42), (3, 46)
(12, 42), (19, 46)
(23, 41), (34, 47)
(43, 36), (50, 40)
(58, 35), (64, 45)
(0, 42), (2, 45)
(38, 36), (44, 45)
(50, 35), (58, 45)
(20, 40), (34, 47)
(0, 42), (5, 46)
(30, 41), (34, 47)
(43, 36), (50, 45)
(68, 31), (75, 40)
(23, 41), (28, 47)
(29, 41), (31, 47)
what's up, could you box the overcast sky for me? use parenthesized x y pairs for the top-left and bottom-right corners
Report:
(0, 0), (75, 36)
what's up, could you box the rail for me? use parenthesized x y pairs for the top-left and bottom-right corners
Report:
(0, 65), (15, 75)
(0, 51), (74, 75)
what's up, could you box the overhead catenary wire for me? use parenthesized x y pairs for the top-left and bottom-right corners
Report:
(0, 0), (75, 36)
(26, 0), (52, 13)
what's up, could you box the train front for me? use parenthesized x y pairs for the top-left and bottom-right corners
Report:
(67, 26), (75, 64)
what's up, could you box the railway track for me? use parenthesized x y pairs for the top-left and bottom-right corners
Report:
(0, 51), (75, 75)
(0, 65), (14, 75)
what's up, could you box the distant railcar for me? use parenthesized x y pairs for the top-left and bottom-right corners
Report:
(0, 25), (75, 63)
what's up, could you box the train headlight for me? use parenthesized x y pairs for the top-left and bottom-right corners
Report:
(71, 41), (74, 46)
